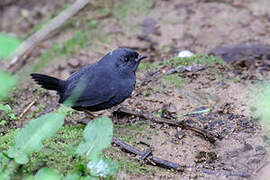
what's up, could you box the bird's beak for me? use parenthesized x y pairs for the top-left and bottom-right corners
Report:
(136, 55), (148, 62)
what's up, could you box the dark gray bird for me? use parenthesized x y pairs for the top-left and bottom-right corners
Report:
(31, 48), (147, 111)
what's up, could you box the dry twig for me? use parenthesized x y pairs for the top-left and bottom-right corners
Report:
(7, 0), (91, 73)
(19, 99), (37, 118)
(112, 136), (184, 171)
(114, 107), (218, 144)
(112, 136), (251, 177)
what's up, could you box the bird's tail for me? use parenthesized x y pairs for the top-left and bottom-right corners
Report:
(30, 73), (65, 96)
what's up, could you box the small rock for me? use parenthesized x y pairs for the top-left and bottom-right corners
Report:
(208, 76), (216, 81)
(21, 9), (29, 18)
(241, 143), (253, 152)
(226, 150), (239, 158)
(175, 131), (185, 140)
(171, 137), (180, 144)
(248, 158), (261, 164)
(195, 151), (207, 163)
(185, 118), (196, 126)
(207, 152), (218, 163)
(255, 145), (264, 151)
(68, 58), (80, 68)
(192, 106), (208, 112)
(163, 103), (177, 113)
(219, 81), (228, 88)
(160, 123), (169, 130)
(57, 62), (66, 70)
(178, 50), (195, 58)
(255, 146), (266, 155)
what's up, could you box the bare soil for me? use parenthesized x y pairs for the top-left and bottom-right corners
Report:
(1, 0), (270, 179)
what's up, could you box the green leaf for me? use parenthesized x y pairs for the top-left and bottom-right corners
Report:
(80, 176), (98, 180)
(34, 168), (62, 180)
(63, 173), (80, 180)
(250, 84), (270, 129)
(79, 176), (97, 180)
(6, 148), (28, 164)
(0, 104), (16, 120)
(0, 152), (10, 164)
(189, 108), (211, 115)
(0, 104), (11, 112)
(0, 120), (7, 126)
(75, 117), (117, 178)
(0, 71), (16, 100)
(23, 175), (34, 180)
(181, 108), (211, 117)
(76, 117), (113, 160)
(0, 173), (4, 180)
(8, 113), (16, 120)
(87, 157), (119, 178)
(7, 113), (65, 164)
(63, 173), (97, 180)
(0, 33), (20, 58)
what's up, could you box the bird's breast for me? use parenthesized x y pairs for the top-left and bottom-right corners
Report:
(112, 75), (135, 101)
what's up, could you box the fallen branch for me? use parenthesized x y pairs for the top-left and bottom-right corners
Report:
(114, 107), (219, 144)
(112, 136), (184, 171)
(19, 99), (36, 118)
(7, 0), (90, 73)
(112, 136), (251, 177)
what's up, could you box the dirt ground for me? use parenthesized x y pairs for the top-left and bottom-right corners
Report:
(1, 0), (270, 179)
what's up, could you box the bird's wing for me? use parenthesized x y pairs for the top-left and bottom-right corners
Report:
(64, 69), (118, 108)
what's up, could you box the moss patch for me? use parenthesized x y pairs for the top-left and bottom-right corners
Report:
(0, 129), (18, 151)
(109, 121), (160, 176)
(114, 121), (148, 144)
(0, 121), (158, 177)
(139, 55), (225, 72)
(118, 157), (156, 175)
(161, 74), (187, 88)
(168, 55), (225, 67)
(0, 126), (87, 176)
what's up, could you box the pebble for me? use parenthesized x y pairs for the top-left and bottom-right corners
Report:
(241, 143), (253, 152)
(178, 50), (195, 58)
(68, 58), (80, 68)
(175, 131), (185, 140)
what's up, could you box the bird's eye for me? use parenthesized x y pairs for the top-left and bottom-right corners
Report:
(124, 57), (129, 62)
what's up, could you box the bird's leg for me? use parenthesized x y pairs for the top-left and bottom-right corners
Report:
(77, 110), (99, 125)
(84, 110), (98, 119)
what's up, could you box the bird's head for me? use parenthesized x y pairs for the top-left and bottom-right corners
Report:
(100, 48), (148, 75)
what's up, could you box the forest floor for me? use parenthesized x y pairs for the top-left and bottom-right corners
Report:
(1, 0), (270, 179)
